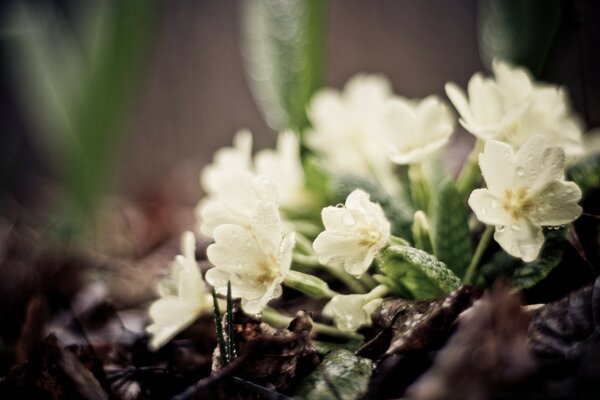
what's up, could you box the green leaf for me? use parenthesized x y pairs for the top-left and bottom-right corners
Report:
(311, 340), (363, 355)
(331, 174), (414, 240)
(477, 0), (562, 76)
(432, 180), (473, 279)
(6, 1), (159, 236)
(240, 0), (328, 132)
(567, 154), (600, 195)
(379, 245), (461, 300)
(511, 227), (569, 289)
(294, 349), (372, 400)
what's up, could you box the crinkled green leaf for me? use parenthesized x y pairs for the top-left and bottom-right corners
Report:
(379, 245), (461, 300)
(332, 174), (413, 240)
(294, 349), (372, 400)
(432, 180), (473, 279)
(567, 154), (600, 195)
(511, 227), (569, 289)
(240, 0), (328, 131)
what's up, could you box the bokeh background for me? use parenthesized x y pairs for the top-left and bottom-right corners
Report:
(1, 0), (599, 221)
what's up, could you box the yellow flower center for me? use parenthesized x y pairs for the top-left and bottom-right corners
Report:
(256, 254), (280, 285)
(502, 187), (534, 220)
(358, 225), (382, 248)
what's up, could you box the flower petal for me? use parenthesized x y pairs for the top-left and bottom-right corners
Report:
(528, 181), (582, 226)
(207, 225), (264, 273)
(494, 219), (544, 262)
(468, 189), (513, 226)
(515, 136), (566, 193)
(147, 297), (202, 350)
(479, 140), (516, 196)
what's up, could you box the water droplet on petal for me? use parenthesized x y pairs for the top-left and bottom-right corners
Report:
(490, 199), (498, 210)
(511, 225), (521, 231)
(497, 225), (505, 232)
(516, 167), (525, 177)
(335, 203), (344, 208)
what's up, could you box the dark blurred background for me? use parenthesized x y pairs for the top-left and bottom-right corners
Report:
(1, 0), (599, 216)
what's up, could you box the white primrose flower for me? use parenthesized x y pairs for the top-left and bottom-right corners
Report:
(313, 189), (391, 277)
(204, 174), (295, 314)
(323, 294), (383, 332)
(468, 136), (582, 262)
(305, 73), (396, 181)
(445, 60), (584, 158)
(197, 172), (279, 238)
(146, 231), (212, 350)
(200, 129), (253, 195)
(255, 130), (306, 207)
(375, 96), (455, 165)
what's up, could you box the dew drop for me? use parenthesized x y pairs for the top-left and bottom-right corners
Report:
(496, 225), (505, 232)
(490, 199), (498, 210)
(510, 225), (521, 231)
(516, 167), (525, 177)
(335, 203), (345, 208)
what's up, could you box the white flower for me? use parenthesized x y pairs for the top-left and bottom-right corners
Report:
(375, 96), (455, 165)
(197, 172), (280, 238)
(204, 175), (295, 314)
(445, 60), (584, 158)
(146, 231), (212, 350)
(305, 74), (396, 183)
(313, 189), (391, 276)
(323, 294), (383, 332)
(255, 130), (306, 207)
(200, 129), (253, 195)
(468, 136), (582, 262)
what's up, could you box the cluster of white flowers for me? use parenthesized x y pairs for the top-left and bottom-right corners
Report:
(445, 60), (584, 159)
(305, 74), (456, 195)
(146, 59), (589, 345)
(202, 173), (295, 314)
(444, 60), (583, 261)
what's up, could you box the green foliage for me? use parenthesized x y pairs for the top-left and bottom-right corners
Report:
(477, 0), (562, 76)
(480, 227), (569, 289)
(378, 245), (461, 300)
(433, 180), (473, 279)
(295, 349), (372, 400)
(7, 1), (159, 235)
(511, 227), (569, 289)
(284, 270), (338, 299)
(240, 0), (328, 132)
(331, 174), (414, 240)
(567, 154), (600, 195)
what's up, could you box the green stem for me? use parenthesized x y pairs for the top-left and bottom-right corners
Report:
(408, 162), (431, 213)
(284, 270), (339, 298)
(389, 235), (410, 247)
(292, 253), (321, 267)
(364, 284), (389, 302)
(464, 225), (494, 285)
(456, 139), (483, 198)
(325, 264), (369, 294)
(261, 307), (363, 340)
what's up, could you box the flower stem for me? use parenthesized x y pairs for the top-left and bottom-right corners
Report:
(364, 284), (389, 302)
(456, 139), (483, 198)
(284, 270), (339, 298)
(464, 225), (494, 285)
(408, 162), (431, 213)
(261, 307), (363, 340)
(325, 264), (369, 294)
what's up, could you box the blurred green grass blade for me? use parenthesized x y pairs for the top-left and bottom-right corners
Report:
(477, 0), (562, 76)
(65, 0), (159, 228)
(5, 1), (159, 235)
(240, 0), (328, 132)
